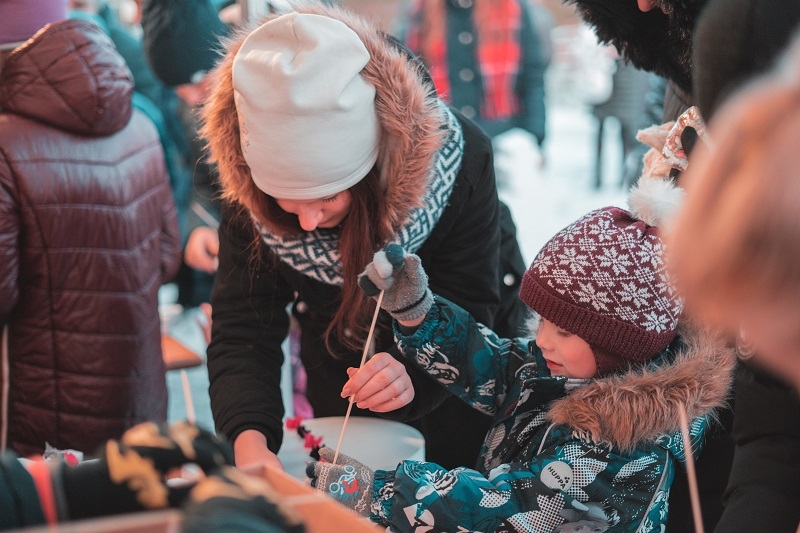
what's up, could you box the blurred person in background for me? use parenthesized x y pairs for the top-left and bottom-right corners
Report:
(67, 0), (194, 249)
(0, 3), (181, 456)
(669, 0), (800, 531)
(590, 59), (655, 189)
(404, 0), (548, 181)
(402, 0), (532, 338)
(141, 0), (233, 309)
(670, 35), (800, 531)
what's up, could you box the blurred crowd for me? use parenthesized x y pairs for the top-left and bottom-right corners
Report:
(1, 0), (799, 531)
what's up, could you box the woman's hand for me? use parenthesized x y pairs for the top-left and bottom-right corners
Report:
(233, 430), (284, 472)
(340, 352), (415, 412)
(184, 226), (219, 273)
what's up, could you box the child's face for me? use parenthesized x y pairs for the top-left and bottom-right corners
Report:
(535, 318), (598, 379)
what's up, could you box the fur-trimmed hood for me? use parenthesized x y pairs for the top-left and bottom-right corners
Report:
(566, 0), (709, 93)
(547, 322), (735, 453)
(200, 2), (446, 234)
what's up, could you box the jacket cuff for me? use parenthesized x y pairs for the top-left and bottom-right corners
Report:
(371, 469), (396, 525)
(393, 299), (441, 346)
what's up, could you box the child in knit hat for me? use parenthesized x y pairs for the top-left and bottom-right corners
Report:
(306, 179), (735, 532)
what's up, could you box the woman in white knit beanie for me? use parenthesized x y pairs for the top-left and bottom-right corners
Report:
(200, 3), (528, 472)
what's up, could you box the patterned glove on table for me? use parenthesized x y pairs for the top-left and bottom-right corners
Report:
(305, 446), (374, 517)
(358, 243), (433, 322)
(60, 421), (234, 519)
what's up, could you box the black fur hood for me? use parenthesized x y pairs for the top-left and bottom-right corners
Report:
(566, 0), (709, 93)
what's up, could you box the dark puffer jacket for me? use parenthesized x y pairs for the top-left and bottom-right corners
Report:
(0, 19), (181, 456)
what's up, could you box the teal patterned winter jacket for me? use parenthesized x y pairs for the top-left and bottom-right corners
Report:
(369, 298), (735, 532)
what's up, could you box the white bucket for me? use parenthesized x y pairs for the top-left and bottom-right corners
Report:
(278, 416), (425, 480)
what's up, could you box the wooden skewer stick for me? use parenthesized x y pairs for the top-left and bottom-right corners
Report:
(678, 402), (705, 533)
(181, 369), (196, 425)
(190, 200), (220, 230)
(332, 290), (385, 465)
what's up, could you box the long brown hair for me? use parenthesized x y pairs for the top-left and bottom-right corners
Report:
(252, 166), (393, 355)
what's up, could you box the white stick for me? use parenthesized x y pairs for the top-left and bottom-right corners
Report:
(332, 290), (384, 465)
(678, 402), (705, 533)
(181, 369), (196, 425)
(190, 201), (220, 230)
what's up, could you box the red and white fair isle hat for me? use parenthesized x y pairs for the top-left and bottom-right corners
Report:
(520, 177), (685, 375)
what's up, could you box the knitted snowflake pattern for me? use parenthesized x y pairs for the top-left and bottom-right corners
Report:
(532, 208), (682, 334)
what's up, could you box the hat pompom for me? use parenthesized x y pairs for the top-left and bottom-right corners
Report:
(628, 176), (684, 228)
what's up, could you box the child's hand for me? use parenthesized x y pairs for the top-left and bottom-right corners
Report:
(358, 244), (432, 326)
(340, 352), (415, 412)
(305, 447), (374, 517)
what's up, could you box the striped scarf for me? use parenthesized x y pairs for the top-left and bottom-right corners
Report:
(255, 105), (464, 286)
(407, 0), (522, 120)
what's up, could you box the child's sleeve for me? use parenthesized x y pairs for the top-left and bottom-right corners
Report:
(375, 451), (590, 532)
(394, 296), (532, 415)
(375, 440), (666, 532)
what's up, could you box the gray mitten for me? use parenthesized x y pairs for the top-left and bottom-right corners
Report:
(358, 244), (433, 322)
(306, 447), (374, 517)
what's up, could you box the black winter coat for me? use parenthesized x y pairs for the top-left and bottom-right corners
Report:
(713, 363), (800, 533)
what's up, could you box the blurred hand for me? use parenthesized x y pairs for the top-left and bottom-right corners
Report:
(185, 227), (219, 273)
(340, 352), (414, 412)
(233, 430), (284, 472)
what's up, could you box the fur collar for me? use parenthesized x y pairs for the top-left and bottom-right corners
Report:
(547, 323), (735, 453)
(200, 2), (446, 233)
(566, 0), (709, 93)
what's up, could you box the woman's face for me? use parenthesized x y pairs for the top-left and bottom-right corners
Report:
(275, 191), (353, 231)
(535, 318), (598, 379)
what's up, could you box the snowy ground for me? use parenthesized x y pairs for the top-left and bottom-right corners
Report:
(494, 104), (628, 265)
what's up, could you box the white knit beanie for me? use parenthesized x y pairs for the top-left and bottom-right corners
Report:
(232, 13), (380, 200)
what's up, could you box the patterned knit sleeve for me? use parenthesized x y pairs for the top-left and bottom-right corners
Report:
(379, 439), (668, 533)
(394, 295), (532, 415)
